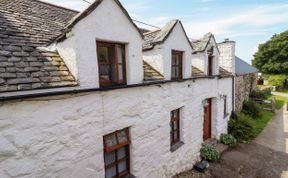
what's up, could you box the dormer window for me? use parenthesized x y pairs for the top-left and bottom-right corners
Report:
(208, 55), (213, 76)
(97, 41), (126, 87)
(171, 50), (183, 80)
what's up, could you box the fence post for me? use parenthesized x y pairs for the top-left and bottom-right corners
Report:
(271, 97), (276, 112)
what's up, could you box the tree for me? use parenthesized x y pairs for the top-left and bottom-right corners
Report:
(252, 30), (288, 74)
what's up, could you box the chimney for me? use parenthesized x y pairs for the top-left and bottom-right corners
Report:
(218, 39), (236, 74)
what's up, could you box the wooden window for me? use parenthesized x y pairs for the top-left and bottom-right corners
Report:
(208, 55), (213, 76)
(97, 41), (126, 87)
(170, 109), (181, 146)
(103, 128), (130, 178)
(171, 50), (183, 80)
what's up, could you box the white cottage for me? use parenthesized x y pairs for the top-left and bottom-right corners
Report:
(0, 0), (233, 178)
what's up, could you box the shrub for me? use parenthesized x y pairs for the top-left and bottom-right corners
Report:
(249, 89), (267, 99)
(228, 112), (255, 142)
(200, 144), (220, 161)
(220, 133), (237, 146)
(242, 100), (262, 118)
(268, 75), (287, 90)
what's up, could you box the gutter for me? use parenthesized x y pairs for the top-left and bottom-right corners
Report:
(0, 75), (233, 102)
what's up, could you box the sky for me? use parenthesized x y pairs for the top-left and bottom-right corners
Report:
(43, 0), (288, 64)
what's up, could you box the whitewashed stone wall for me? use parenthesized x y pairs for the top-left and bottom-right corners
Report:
(218, 41), (236, 74)
(57, 0), (143, 88)
(143, 22), (193, 80)
(0, 77), (232, 178)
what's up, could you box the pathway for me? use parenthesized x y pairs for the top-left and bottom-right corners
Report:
(175, 105), (288, 178)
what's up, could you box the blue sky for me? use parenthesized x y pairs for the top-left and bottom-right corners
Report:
(43, 0), (288, 64)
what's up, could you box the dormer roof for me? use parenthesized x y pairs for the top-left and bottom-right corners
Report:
(191, 32), (220, 54)
(143, 20), (193, 51)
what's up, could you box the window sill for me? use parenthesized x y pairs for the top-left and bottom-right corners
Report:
(170, 141), (184, 152)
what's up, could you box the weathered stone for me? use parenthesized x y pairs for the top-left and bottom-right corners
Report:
(0, 56), (8, 61)
(8, 56), (21, 62)
(0, 85), (17, 91)
(18, 84), (32, 90)
(42, 66), (58, 71)
(31, 72), (45, 77)
(59, 66), (68, 71)
(40, 76), (61, 82)
(32, 83), (44, 89)
(0, 73), (17, 78)
(15, 68), (25, 72)
(0, 62), (13, 67)
(7, 78), (34, 84)
(29, 62), (43, 67)
(30, 51), (41, 57)
(6, 67), (16, 72)
(26, 57), (38, 62)
(15, 61), (28, 67)
(0, 50), (11, 56)
(50, 71), (69, 76)
(16, 73), (28, 78)
(4, 45), (21, 51)
(22, 46), (34, 52)
(24, 67), (39, 72)
(52, 57), (62, 62)
(41, 52), (58, 57)
(60, 76), (74, 81)
(12, 51), (29, 57)
(0, 78), (5, 85)
(0, 68), (5, 72)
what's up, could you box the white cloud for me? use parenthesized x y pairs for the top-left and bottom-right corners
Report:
(183, 4), (288, 38)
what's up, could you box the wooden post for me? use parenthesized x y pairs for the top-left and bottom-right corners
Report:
(271, 97), (276, 112)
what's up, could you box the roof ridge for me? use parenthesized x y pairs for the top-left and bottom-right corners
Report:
(34, 0), (80, 14)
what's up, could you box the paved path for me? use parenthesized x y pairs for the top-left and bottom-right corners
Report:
(272, 91), (288, 98)
(254, 104), (288, 153)
(176, 105), (288, 178)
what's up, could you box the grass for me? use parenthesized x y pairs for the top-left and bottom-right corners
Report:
(251, 94), (288, 138)
(251, 110), (275, 137)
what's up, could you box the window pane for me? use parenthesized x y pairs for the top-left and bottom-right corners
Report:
(104, 134), (117, 148)
(105, 166), (116, 178)
(118, 64), (123, 81)
(172, 55), (176, 65)
(174, 132), (178, 141)
(117, 130), (128, 144)
(117, 147), (126, 160)
(171, 67), (176, 78)
(105, 151), (116, 166)
(111, 64), (116, 82)
(98, 47), (109, 63)
(173, 121), (178, 130)
(100, 64), (110, 80)
(175, 67), (179, 78)
(118, 160), (127, 173)
(117, 46), (124, 64)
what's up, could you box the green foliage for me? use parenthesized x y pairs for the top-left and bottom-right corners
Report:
(252, 30), (288, 74)
(200, 145), (220, 161)
(268, 75), (287, 89)
(220, 133), (237, 146)
(228, 112), (255, 142)
(242, 100), (262, 118)
(249, 89), (267, 99)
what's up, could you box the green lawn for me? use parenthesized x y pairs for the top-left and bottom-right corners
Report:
(252, 93), (287, 138)
(251, 110), (275, 137)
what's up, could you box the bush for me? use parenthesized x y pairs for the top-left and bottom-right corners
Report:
(242, 100), (262, 118)
(249, 89), (267, 99)
(220, 133), (237, 146)
(200, 144), (220, 161)
(268, 75), (287, 90)
(228, 112), (255, 142)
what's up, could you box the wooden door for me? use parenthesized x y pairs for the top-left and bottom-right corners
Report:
(203, 98), (212, 141)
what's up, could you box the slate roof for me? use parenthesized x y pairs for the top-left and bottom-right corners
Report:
(191, 32), (212, 52)
(0, 0), (78, 92)
(192, 66), (205, 77)
(219, 67), (232, 76)
(143, 61), (164, 81)
(235, 56), (258, 76)
(143, 20), (193, 51)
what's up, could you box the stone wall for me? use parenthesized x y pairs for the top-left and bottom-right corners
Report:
(0, 77), (232, 178)
(235, 73), (257, 111)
